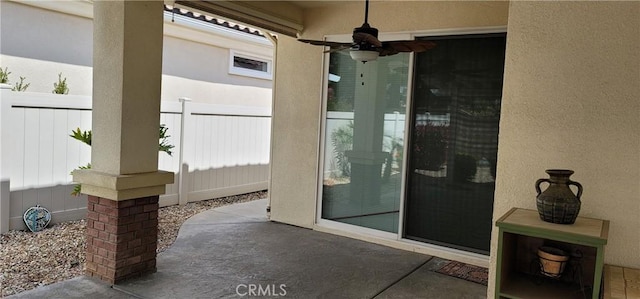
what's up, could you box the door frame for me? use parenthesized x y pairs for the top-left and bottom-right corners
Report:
(403, 31), (507, 254)
(314, 26), (507, 265)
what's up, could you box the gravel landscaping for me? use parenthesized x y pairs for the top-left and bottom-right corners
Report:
(0, 191), (267, 297)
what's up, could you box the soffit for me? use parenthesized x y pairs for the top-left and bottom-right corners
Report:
(176, 1), (309, 37)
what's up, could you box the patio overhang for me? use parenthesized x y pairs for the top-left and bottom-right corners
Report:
(174, 0), (305, 37)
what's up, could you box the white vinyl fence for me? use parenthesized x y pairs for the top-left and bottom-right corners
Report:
(0, 90), (271, 232)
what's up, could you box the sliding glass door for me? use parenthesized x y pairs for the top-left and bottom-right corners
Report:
(404, 33), (506, 254)
(321, 51), (409, 233)
(319, 32), (506, 255)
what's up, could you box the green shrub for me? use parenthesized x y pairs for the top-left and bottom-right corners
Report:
(53, 73), (69, 94)
(12, 76), (30, 92)
(0, 67), (10, 84)
(70, 125), (174, 196)
(331, 122), (353, 178)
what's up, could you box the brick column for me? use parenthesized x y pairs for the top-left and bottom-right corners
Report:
(85, 195), (159, 284)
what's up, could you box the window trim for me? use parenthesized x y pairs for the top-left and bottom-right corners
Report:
(228, 50), (273, 80)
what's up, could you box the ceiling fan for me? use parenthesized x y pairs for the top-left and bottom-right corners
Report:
(298, 0), (436, 63)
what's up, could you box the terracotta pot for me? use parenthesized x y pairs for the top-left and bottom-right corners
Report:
(538, 246), (569, 278)
(535, 169), (583, 224)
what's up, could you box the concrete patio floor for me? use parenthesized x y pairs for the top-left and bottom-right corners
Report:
(8, 199), (487, 299)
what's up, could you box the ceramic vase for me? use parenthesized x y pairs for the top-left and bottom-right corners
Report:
(535, 169), (583, 224)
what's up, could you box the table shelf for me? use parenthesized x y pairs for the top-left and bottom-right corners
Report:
(500, 272), (591, 299)
(495, 208), (609, 299)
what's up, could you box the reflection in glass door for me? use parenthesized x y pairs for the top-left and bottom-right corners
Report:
(404, 33), (506, 254)
(321, 52), (409, 233)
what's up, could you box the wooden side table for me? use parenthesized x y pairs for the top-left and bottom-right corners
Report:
(495, 208), (609, 299)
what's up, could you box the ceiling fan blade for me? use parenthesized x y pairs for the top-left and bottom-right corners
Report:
(353, 32), (382, 47)
(298, 39), (353, 49)
(382, 40), (436, 53)
(301, 0), (437, 61)
(377, 48), (400, 57)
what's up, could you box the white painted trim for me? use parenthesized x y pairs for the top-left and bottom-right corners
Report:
(265, 33), (278, 220)
(228, 50), (273, 80)
(411, 26), (507, 38)
(399, 237), (490, 268)
(316, 218), (398, 240)
(163, 12), (272, 47)
(315, 42), (332, 224)
(397, 51), (416, 239)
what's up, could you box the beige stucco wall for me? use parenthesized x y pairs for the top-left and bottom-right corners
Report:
(487, 0), (640, 296)
(270, 1), (510, 226)
(269, 35), (324, 227)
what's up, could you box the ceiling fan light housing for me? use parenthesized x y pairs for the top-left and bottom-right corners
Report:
(350, 50), (379, 62)
(353, 23), (379, 38)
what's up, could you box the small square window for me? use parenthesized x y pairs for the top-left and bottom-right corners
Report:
(229, 50), (272, 80)
(234, 56), (268, 72)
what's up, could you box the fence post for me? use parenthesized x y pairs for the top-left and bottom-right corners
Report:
(0, 180), (9, 233)
(178, 97), (192, 205)
(0, 91), (9, 233)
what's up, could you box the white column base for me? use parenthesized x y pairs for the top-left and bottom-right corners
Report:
(73, 169), (174, 201)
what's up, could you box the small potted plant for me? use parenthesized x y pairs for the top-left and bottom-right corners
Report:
(538, 246), (570, 278)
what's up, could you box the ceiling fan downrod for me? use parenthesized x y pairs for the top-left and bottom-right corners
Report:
(354, 0), (378, 41)
(364, 0), (369, 25)
(296, 0), (436, 63)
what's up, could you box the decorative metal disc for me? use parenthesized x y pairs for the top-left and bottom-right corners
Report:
(23, 205), (51, 232)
